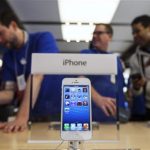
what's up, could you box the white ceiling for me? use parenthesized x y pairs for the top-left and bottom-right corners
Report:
(7, 0), (150, 53)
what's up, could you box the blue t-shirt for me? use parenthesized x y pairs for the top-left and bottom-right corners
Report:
(2, 32), (64, 119)
(81, 49), (126, 122)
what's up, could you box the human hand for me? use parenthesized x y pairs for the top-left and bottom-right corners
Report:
(96, 96), (116, 117)
(0, 117), (28, 133)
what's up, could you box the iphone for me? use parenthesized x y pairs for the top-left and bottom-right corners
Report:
(61, 78), (92, 141)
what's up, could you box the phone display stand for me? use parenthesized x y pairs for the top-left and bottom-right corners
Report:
(28, 54), (122, 149)
(68, 141), (84, 150)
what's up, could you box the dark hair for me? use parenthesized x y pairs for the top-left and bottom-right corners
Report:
(121, 43), (138, 62)
(131, 15), (150, 28)
(95, 23), (113, 36)
(0, 10), (24, 29)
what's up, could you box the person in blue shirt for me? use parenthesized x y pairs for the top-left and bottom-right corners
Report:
(81, 23), (127, 122)
(0, 10), (63, 132)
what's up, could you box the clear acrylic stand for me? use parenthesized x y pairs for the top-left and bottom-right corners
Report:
(28, 54), (123, 149)
(68, 141), (84, 150)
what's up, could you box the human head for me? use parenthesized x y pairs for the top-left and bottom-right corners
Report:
(92, 23), (113, 51)
(131, 15), (150, 47)
(0, 10), (24, 49)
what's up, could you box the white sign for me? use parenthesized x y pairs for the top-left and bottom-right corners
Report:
(31, 53), (117, 75)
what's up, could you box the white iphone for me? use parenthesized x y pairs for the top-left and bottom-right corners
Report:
(61, 78), (92, 141)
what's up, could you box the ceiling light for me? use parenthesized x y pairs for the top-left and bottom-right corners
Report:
(58, 0), (120, 23)
(61, 24), (94, 42)
(58, 0), (120, 41)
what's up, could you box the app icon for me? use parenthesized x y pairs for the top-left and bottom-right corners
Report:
(77, 94), (82, 99)
(70, 123), (76, 130)
(77, 123), (82, 130)
(64, 123), (70, 130)
(70, 94), (76, 99)
(65, 101), (70, 106)
(64, 107), (70, 113)
(70, 101), (76, 106)
(83, 123), (89, 130)
(78, 88), (82, 92)
(83, 101), (88, 106)
(83, 95), (88, 99)
(65, 94), (70, 99)
(83, 88), (87, 92)
(65, 88), (70, 92)
(77, 101), (82, 106)
(71, 87), (76, 92)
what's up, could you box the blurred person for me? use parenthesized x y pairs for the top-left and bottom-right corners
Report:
(128, 15), (150, 120)
(80, 24), (128, 122)
(0, 10), (63, 132)
(121, 43), (138, 67)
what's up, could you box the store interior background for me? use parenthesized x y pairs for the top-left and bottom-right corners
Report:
(0, 0), (150, 84)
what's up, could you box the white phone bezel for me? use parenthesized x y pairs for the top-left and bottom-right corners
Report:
(61, 78), (92, 141)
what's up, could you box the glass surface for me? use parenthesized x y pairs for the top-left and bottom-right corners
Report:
(28, 121), (119, 142)
(62, 85), (91, 131)
(28, 74), (121, 148)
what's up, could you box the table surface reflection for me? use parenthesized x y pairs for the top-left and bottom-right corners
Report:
(0, 122), (150, 150)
